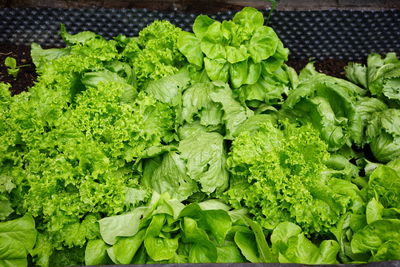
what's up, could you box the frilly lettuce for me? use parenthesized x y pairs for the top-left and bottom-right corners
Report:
(1, 26), (180, 266)
(118, 20), (186, 86)
(225, 118), (361, 235)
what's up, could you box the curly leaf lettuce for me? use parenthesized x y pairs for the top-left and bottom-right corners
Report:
(225, 119), (358, 234)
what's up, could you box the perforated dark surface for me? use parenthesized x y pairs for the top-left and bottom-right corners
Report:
(0, 8), (399, 60)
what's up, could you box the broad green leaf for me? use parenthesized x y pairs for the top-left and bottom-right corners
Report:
(248, 26), (279, 63)
(193, 15), (216, 39)
(181, 82), (223, 126)
(271, 221), (302, 252)
(209, 82), (253, 138)
(351, 219), (400, 259)
(204, 58), (229, 82)
(198, 199), (231, 211)
(145, 68), (190, 105)
(85, 239), (109, 265)
(226, 45), (248, 64)
(366, 198), (384, 224)
(245, 60), (262, 85)
(142, 153), (198, 202)
(177, 32), (203, 67)
(144, 215), (178, 261)
(234, 230), (259, 262)
(98, 207), (146, 245)
(0, 215), (37, 267)
(198, 210), (232, 245)
(201, 41), (226, 60)
(188, 243), (217, 263)
(112, 229), (145, 264)
(178, 132), (229, 194)
(232, 7), (264, 30)
(244, 217), (274, 262)
(230, 60), (248, 88)
(216, 246), (245, 263)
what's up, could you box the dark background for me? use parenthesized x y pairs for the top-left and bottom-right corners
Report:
(1, 0), (400, 12)
(1, 0), (400, 94)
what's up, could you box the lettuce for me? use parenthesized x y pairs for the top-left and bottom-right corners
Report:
(181, 81), (253, 138)
(2, 7), (400, 266)
(0, 215), (37, 267)
(351, 219), (400, 261)
(365, 109), (400, 162)
(225, 119), (359, 235)
(366, 160), (400, 210)
(1, 25), (180, 266)
(282, 62), (364, 151)
(95, 192), (271, 264)
(177, 7), (292, 107)
(119, 21), (186, 86)
(271, 222), (340, 264)
(346, 52), (400, 108)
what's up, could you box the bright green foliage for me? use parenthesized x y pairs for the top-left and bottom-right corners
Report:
(94, 193), (273, 264)
(119, 20), (186, 86)
(4, 56), (23, 79)
(2, 7), (400, 266)
(282, 62), (365, 151)
(0, 215), (37, 267)
(366, 160), (400, 210)
(330, 159), (400, 263)
(177, 7), (292, 107)
(365, 108), (400, 162)
(0, 25), (177, 266)
(346, 52), (400, 107)
(225, 119), (359, 235)
(182, 81), (253, 138)
(271, 222), (340, 264)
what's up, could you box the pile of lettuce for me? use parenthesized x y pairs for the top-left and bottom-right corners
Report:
(0, 7), (399, 267)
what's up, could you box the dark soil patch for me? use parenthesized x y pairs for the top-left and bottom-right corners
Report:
(315, 59), (350, 79)
(286, 58), (360, 79)
(0, 43), (358, 94)
(0, 43), (37, 95)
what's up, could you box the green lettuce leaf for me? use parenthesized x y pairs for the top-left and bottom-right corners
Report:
(365, 109), (400, 162)
(271, 222), (340, 264)
(178, 132), (229, 194)
(225, 120), (355, 235)
(283, 63), (364, 150)
(142, 152), (198, 201)
(351, 219), (400, 261)
(0, 215), (37, 267)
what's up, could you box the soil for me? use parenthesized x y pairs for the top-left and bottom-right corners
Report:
(285, 58), (353, 79)
(0, 43), (38, 95)
(0, 43), (356, 94)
